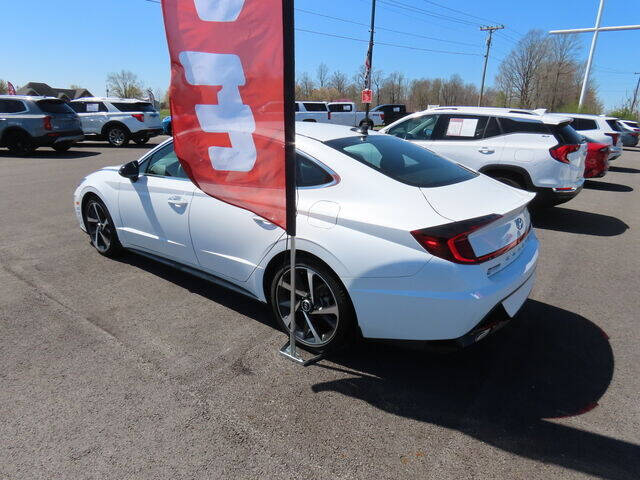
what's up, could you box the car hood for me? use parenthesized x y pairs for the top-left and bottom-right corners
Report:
(420, 174), (535, 222)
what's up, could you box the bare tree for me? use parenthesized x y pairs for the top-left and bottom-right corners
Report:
(380, 72), (407, 104)
(106, 70), (144, 99)
(0, 79), (7, 94)
(329, 71), (348, 94)
(297, 72), (315, 98)
(496, 30), (550, 108)
(316, 63), (329, 88)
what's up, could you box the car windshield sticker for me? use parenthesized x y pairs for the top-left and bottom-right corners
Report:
(393, 107), (400, 112)
(447, 118), (478, 137)
(86, 103), (99, 112)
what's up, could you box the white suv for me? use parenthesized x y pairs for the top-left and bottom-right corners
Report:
(380, 107), (587, 206)
(69, 97), (163, 147)
(554, 113), (623, 160)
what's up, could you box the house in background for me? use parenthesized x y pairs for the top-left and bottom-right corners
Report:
(17, 82), (92, 101)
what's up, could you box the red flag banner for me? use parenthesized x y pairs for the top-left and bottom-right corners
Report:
(161, 0), (292, 231)
(7, 82), (16, 95)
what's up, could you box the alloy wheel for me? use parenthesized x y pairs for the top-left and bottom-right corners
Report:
(108, 128), (126, 147)
(276, 266), (340, 347)
(85, 201), (113, 253)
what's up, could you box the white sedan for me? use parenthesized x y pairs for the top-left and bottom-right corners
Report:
(74, 122), (539, 352)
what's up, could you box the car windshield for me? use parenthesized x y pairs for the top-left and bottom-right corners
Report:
(112, 102), (156, 112)
(325, 134), (477, 188)
(37, 100), (75, 114)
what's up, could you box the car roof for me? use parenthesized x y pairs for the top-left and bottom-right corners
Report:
(397, 106), (572, 125)
(0, 95), (59, 101)
(295, 121), (379, 142)
(71, 97), (150, 103)
(555, 112), (617, 121)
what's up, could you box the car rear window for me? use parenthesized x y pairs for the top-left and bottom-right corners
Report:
(112, 102), (156, 112)
(570, 117), (597, 130)
(624, 121), (639, 128)
(36, 100), (75, 114)
(303, 102), (327, 112)
(605, 119), (622, 132)
(551, 123), (584, 145)
(325, 134), (477, 188)
(328, 103), (352, 112)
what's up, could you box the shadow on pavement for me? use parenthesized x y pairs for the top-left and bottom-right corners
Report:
(73, 141), (165, 149)
(584, 180), (633, 192)
(314, 300), (638, 480)
(608, 166), (640, 174)
(114, 250), (274, 329)
(531, 207), (628, 236)
(0, 149), (101, 159)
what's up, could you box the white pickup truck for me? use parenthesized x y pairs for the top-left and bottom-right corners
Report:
(295, 101), (331, 123)
(327, 102), (384, 128)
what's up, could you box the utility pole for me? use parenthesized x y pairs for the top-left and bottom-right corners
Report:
(364, 0), (377, 126)
(478, 25), (503, 107)
(550, 0), (640, 110)
(631, 73), (640, 113)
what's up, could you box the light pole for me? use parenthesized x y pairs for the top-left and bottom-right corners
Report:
(631, 73), (640, 113)
(364, 0), (377, 126)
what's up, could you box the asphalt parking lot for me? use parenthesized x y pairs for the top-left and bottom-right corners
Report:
(1, 139), (639, 480)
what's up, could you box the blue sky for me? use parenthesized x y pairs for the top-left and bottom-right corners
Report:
(3, 0), (638, 110)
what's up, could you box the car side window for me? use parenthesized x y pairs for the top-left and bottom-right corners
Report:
(144, 144), (189, 179)
(296, 153), (334, 187)
(571, 118), (597, 131)
(0, 99), (27, 113)
(69, 102), (86, 113)
(432, 115), (489, 141)
(387, 115), (438, 141)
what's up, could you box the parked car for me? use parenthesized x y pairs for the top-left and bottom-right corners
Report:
(327, 101), (384, 128)
(617, 120), (639, 147)
(69, 97), (163, 147)
(380, 107), (587, 206)
(74, 123), (538, 352)
(619, 119), (639, 133)
(0, 95), (83, 155)
(162, 115), (172, 135)
(370, 104), (410, 125)
(554, 113), (623, 160)
(582, 139), (610, 178)
(295, 101), (331, 123)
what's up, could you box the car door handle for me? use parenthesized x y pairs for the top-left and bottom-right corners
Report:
(167, 195), (189, 206)
(253, 217), (277, 229)
(478, 147), (495, 154)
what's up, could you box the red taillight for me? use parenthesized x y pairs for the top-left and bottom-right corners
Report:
(43, 116), (52, 131)
(380, 113), (385, 122)
(132, 114), (145, 122)
(327, 111), (331, 120)
(411, 214), (504, 264)
(549, 144), (580, 164)
(605, 133), (619, 145)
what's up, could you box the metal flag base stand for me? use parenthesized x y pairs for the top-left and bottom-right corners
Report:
(278, 236), (325, 367)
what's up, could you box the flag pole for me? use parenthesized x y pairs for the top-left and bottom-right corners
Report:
(279, 0), (304, 364)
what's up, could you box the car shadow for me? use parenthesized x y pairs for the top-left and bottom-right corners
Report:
(313, 300), (638, 480)
(622, 147), (639, 152)
(73, 140), (166, 149)
(113, 250), (275, 329)
(0, 149), (101, 159)
(608, 166), (640, 174)
(531, 208), (628, 236)
(584, 180), (633, 192)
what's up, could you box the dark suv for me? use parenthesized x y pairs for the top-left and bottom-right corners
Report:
(0, 96), (83, 155)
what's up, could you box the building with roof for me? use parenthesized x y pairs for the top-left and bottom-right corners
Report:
(16, 82), (92, 101)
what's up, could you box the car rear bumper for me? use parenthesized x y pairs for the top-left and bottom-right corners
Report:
(534, 184), (583, 206)
(33, 130), (84, 146)
(347, 231), (539, 343)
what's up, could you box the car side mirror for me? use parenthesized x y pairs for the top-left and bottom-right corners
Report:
(119, 160), (140, 182)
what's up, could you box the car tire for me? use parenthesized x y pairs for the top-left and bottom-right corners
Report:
(269, 256), (356, 354)
(83, 196), (122, 258)
(6, 131), (36, 156)
(493, 173), (526, 190)
(133, 133), (149, 145)
(106, 125), (130, 148)
(52, 142), (72, 152)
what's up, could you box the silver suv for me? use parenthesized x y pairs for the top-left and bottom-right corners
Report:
(0, 95), (83, 155)
(69, 97), (163, 147)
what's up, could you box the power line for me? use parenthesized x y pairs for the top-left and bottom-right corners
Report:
(295, 7), (479, 48)
(379, 0), (481, 27)
(295, 28), (481, 56)
(419, 0), (501, 26)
